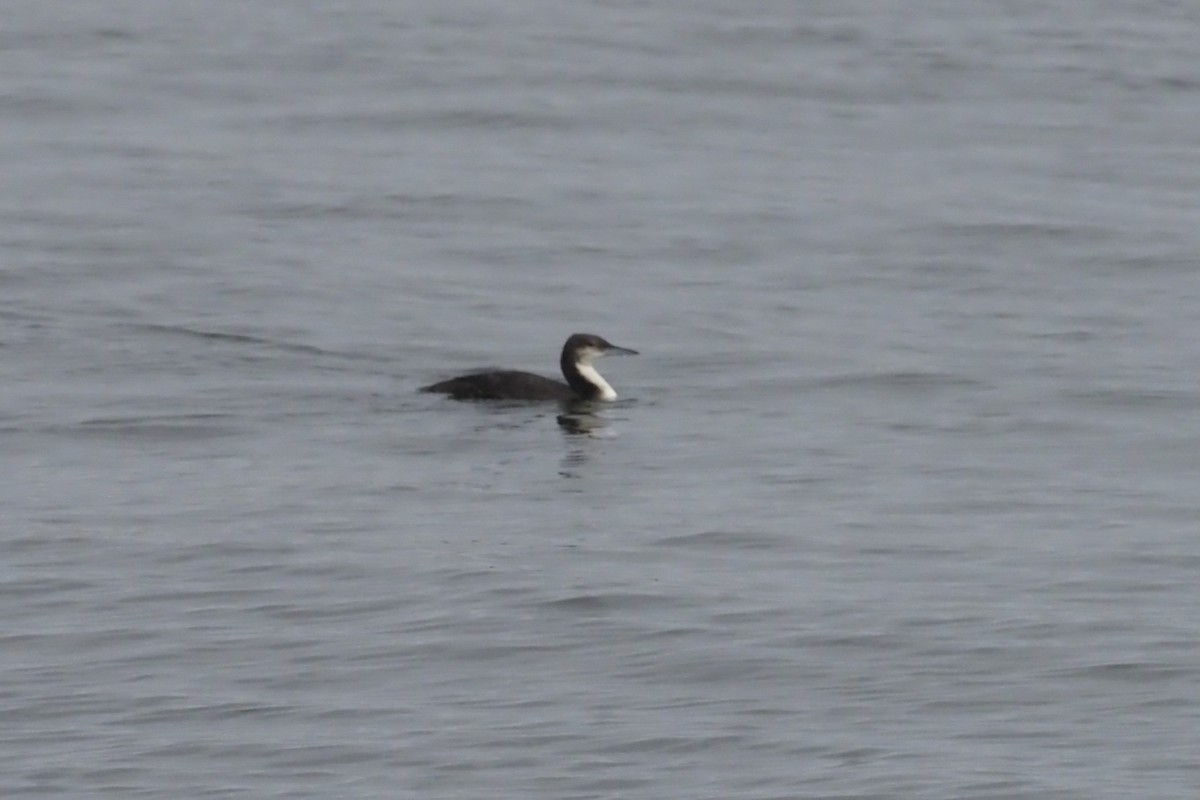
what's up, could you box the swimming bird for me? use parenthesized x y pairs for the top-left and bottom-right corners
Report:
(421, 333), (637, 401)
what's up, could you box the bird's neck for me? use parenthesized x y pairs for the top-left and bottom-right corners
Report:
(562, 356), (617, 400)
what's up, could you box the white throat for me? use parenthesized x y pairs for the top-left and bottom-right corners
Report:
(575, 362), (617, 401)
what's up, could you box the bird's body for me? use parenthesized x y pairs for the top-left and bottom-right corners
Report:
(422, 333), (637, 402)
(422, 369), (577, 401)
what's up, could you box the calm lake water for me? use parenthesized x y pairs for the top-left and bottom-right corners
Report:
(3, 1), (1199, 797)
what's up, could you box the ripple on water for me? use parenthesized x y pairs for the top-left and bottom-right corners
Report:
(651, 529), (793, 551)
(63, 415), (243, 442)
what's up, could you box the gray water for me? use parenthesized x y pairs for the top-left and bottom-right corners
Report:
(3, 1), (1200, 797)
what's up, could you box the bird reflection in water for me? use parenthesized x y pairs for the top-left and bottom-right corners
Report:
(556, 404), (610, 436)
(557, 402), (618, 477)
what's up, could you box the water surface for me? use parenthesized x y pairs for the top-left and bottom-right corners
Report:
(3, 1), (1199, 797)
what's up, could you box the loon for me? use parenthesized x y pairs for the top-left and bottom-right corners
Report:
(422, 333), (637, 401)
